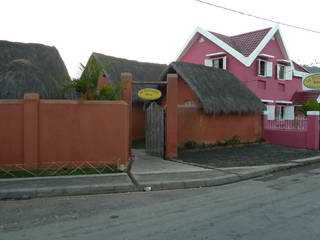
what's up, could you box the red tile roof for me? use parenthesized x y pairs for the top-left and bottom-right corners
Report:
(210, 28), (271, 57)
(291, 91), (320, 105)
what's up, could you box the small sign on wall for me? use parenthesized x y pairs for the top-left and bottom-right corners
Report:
(303, 73), (320, 90)
(138, 88), (162, 101)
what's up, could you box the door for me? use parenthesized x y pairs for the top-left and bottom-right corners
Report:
(145, 102), (165, 157)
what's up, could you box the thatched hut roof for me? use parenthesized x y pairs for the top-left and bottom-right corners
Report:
(161, 62), (265, 114)
(0, 40), (70, 99)
(89, 53), (167, 102)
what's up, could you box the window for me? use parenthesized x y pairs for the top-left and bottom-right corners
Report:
(183, 100), (195, 107)
(275, 105), (294, 120)
(213, 58), (224, 69)
(277, 64), (292, 80)
(284, 106), (295, 120)
(266, 105), (275, 120)
(278, 65), (285, 80)
(204, 56), (226, 70)
(259, 60), (266, 76)
(258, 59), (273, 77)
(275, 105), (285, 120)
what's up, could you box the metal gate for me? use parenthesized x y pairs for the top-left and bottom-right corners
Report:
(145, 102), (165, 157)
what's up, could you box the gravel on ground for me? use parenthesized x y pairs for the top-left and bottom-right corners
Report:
(178, 144), (320, 168)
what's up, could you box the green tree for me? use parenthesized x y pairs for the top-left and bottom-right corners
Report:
(300, 100), (320, 116)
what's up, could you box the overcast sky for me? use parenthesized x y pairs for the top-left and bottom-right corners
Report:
(1, 0), (319, 78)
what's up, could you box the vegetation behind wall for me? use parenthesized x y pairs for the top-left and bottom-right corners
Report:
(65, 57), (121, 100)
(299, 100), (320, 116)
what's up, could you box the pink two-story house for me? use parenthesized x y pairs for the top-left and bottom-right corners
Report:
(177, 25), (309, 120)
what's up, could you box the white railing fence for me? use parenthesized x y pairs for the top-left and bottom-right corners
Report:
(263, 115), (307, 131)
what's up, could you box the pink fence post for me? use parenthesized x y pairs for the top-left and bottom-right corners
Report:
(262, 112), (267, 138)
(306, 111), (320, 150)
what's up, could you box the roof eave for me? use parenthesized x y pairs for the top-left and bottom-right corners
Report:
(246, 25), (281, 66)
(176, 27), (202, 61)
(293, 70), (309, 78)
(177, 25), (288, 68)
(197, 27), (250, 66)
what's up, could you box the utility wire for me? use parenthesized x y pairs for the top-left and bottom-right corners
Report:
(194, 0), (320, 34)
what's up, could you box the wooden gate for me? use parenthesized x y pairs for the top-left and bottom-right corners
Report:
(145, 102), (165, 157)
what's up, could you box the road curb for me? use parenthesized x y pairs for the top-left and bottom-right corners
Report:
(1, 156), (320, 200)
(0, 173), (137, 200)
(136, 157), (320, 191)
(0, 184), (137, 200)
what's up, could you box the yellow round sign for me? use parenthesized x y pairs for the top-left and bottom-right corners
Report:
(138, 88), (162, 101)
(303, 73), (320, 90)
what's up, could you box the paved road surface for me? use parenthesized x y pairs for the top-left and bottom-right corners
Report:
(1, 164), (320, 240)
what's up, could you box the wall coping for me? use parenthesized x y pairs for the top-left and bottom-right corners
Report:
(0, 99), (23, 104)
(307, 111), (320, 116)
(24, 93), (40, 100)
(39, 100), (128, 105)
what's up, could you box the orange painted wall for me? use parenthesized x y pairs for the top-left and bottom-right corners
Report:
(177, 78), (201, 106)
(38, 100), (129, 166)
(0, 100), (24, 166)
(178, 107), (262, 146)
(0, 96), (129, 169)
(132, 105), (145, 140)
(176, 77), (262, 146)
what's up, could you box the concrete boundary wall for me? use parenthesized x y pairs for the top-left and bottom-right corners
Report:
(0, 93), (129, 169)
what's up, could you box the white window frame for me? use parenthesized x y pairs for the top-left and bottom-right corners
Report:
(274, 105), (294, 120)
(204, 58), (213, 67)
(277, 64), (292, 80)
(266, 105), (275, 120)
(284, 105), (295, 120)
(277, 64), (286, 80)
(275, 105), (286, 120)
(183, 100), (195, 106)
(258, 59), (273, 77)
(285, 66), (293, 80)
(204, 56), (226, 70)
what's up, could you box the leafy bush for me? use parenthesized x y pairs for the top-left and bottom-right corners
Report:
(97, 83), (122, 100)
(184, 140), (198, 149)
(256, 137), (265, 144)
(64, 61), (122, 101)
(224, 135), (241, 146)
(299, 100), (320, 116)
(182, 136), (253, 151)
(66, 63), (101, 100)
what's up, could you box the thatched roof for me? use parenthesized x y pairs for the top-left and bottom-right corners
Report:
(92, 52), (167, 82)
(161, 62), (265, 114)
(90, 53), (167, 102)
(0, 40), (71, 99)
